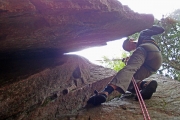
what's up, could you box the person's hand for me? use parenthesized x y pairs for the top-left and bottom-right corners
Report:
(122, 57), (130, 64)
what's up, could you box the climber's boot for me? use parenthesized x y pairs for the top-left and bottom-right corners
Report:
(135, 80), (158, 100)
(87, 90), (107, 106)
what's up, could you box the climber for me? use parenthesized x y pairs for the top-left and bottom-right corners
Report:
(87, 25), (165, 106)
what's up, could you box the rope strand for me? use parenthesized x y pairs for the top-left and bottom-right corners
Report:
(132, 77), (151, 120)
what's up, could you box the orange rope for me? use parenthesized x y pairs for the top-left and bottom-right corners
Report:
(132, 77), (151, 120)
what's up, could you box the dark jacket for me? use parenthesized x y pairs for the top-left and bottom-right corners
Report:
(137, 25), (165, 48)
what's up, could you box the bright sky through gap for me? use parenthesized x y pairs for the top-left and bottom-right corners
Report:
(119, 0), (180, 20)
(67, 0), (180, 65)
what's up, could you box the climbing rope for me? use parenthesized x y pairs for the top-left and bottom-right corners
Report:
(132, 77), (151, 120)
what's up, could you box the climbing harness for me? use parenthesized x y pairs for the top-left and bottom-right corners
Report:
(132, 77), (151, 120)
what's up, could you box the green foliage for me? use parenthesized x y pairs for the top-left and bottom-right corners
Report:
(154, 9), (180, 81)
(100, 51), (129, 72)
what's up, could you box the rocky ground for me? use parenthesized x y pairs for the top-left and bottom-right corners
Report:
(59, 74), (180, 120)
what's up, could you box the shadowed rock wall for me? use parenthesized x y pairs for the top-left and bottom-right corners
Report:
(0, 55), (117, 120)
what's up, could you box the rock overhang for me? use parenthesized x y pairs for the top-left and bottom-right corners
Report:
(0, 0), (154, 59)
